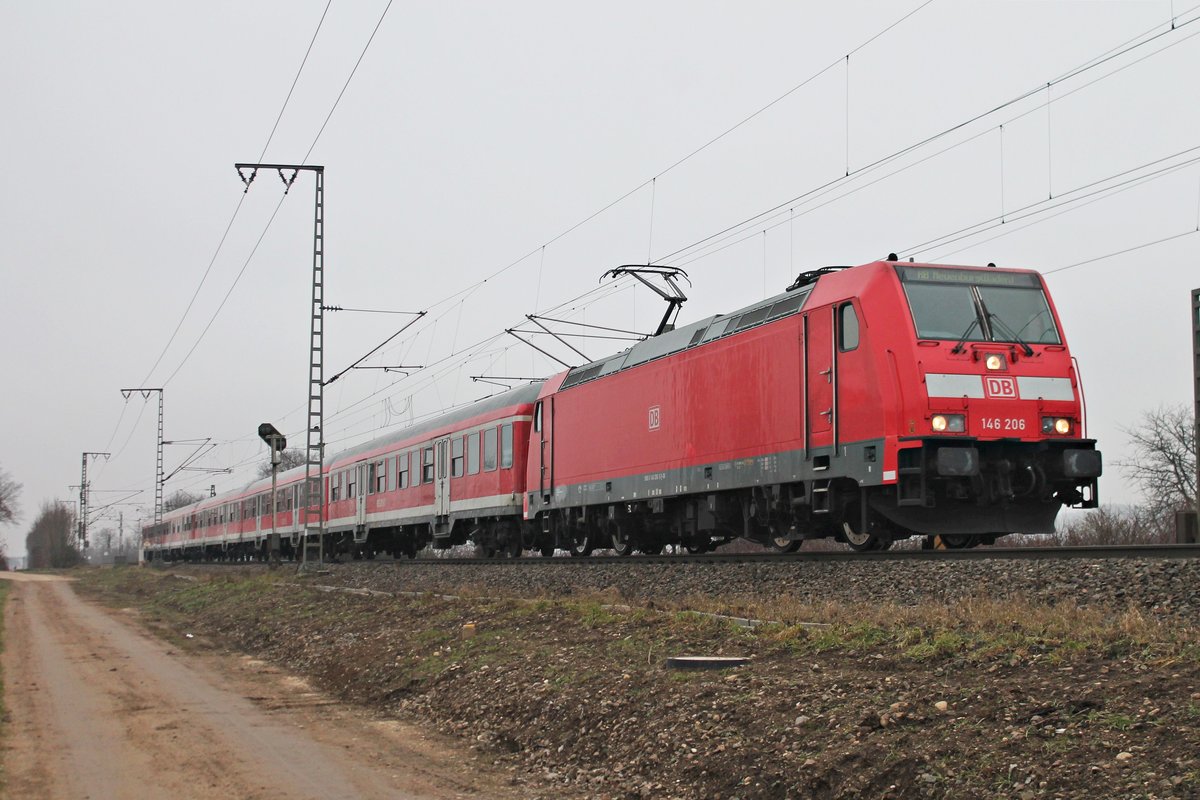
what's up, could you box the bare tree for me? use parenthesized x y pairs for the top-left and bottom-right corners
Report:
(0, 465), (21, 526)
(256, 448), (306, 479)
(1119, 404), (1197, 518)
(25, 502), (80, 569)
(1054, 506), (1170, 546)
(163, 489), (204, 511)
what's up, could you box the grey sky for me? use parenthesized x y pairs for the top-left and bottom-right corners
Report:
(3, 1), (1197, 557)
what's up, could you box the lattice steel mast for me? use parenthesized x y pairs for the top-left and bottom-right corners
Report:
(78, 451), (111, 549)
(236, 163), (325, 564)
(121, 388), (164, 525)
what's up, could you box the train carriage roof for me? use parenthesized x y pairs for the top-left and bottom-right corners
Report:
(326, 381), (544, 468)
(558, 283), (816, 391)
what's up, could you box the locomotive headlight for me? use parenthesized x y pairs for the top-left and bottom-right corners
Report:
(932, 414), (965, 433)
(1041, 417), (1072, 435)
(985, 354), (1005, 371)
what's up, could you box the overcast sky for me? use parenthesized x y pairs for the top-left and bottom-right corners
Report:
(3, 1), (1198, 558)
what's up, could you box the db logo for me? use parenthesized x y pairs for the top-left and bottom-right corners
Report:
(648, 405), (661, 431)
(983, 376), (1018, 399)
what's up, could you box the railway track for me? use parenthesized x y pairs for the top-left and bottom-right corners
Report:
(150, 543), (1200, 569)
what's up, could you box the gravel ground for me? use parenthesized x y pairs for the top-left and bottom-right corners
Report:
(314, 555), (1200, 620)
(89, 565), (1200, 799)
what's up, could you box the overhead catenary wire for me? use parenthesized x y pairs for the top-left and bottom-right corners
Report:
(652, 8), (1200, 268)
(388, 0), (937, 323)
(660, 20), (1200, 272)
(928, 160), (1200, 262)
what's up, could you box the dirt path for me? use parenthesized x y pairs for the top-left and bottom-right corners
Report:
(0, 572), (520, 800)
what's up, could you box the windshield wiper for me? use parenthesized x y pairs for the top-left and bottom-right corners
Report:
(986, 312), (1034, 357)
(949, 317), (980, 354)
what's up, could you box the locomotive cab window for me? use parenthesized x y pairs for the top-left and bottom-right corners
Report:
(534, 401), (543, 433)
(897, 266), (1061, 345)
(838, 303), (859, 351)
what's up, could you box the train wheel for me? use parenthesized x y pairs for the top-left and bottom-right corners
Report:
(769, 534), (801, 553)
(569, 529), (593, 558)
(539, 544), (556, 558)
(640, 543), (663, 555)
(843, 523), (891, 552)
(609, 523), (633, 557)
(505, 533), (523, 558)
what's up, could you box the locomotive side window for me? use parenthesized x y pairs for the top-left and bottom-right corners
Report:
(839, 303), (859, 351)
(501, 423), (513, 468)
(534, 401), (543, 433)
(483, 427), (497, 471)
(451, 437), (464, 478)
(468, 432), (481, 475)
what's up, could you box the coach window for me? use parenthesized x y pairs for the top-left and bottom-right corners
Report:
(451, 437), (465, 477)
(347, 470), (356, 499)
(468, 431), (480, 475)
(501, 423), (513, 468)
(367, 463), (377, 495)
(483, 427), (497, 471)
(839, 303), (859, 351)
(330, 473), (340, 502)
(422, 447), (435, 483)
(398, 453), (409, 489)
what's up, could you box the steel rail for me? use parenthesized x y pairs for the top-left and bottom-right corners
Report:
(149, 543), (1200, 568)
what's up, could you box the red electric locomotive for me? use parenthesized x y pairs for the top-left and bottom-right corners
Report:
(524, 258), (1101, 553)
(142, 258), (1100, 561)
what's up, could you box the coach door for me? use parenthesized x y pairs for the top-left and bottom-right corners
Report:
(805, 306), (836, 453)
(434, 437), (451, 516)
(355, 462), (369, 528)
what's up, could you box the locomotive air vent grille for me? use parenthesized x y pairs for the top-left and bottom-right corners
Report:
(735, 305), (772, 331)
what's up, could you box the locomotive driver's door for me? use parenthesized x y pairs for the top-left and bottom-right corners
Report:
(537, 398), (554, 503)
(434, 437), (451, 516)
(805, 306), (835, 451)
